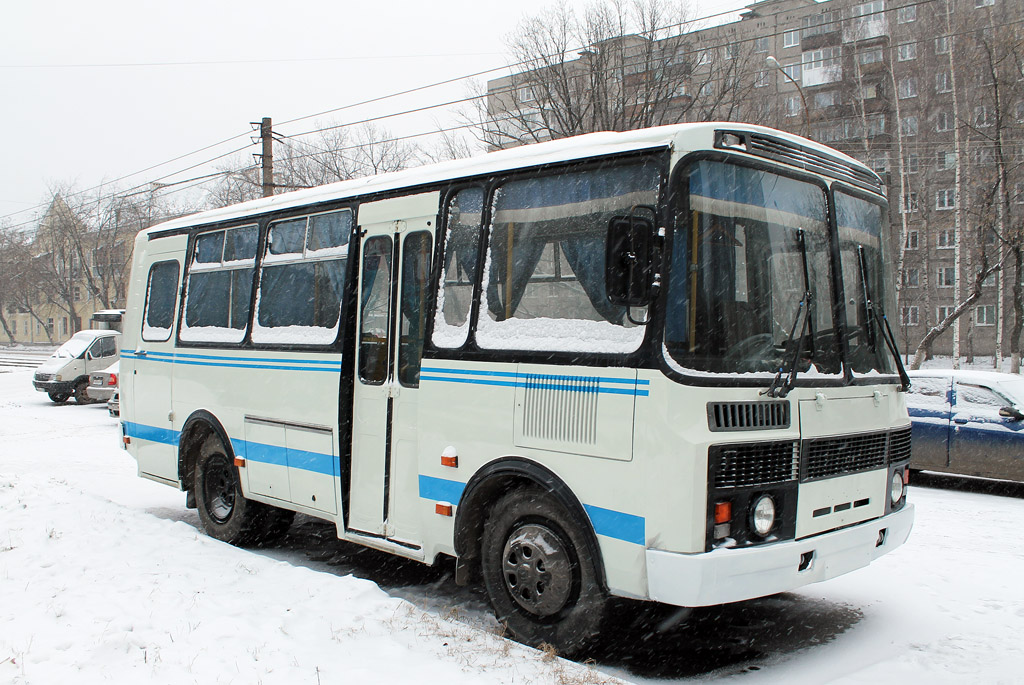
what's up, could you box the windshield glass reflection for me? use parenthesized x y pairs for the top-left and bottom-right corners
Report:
(664, 160), (840, 375)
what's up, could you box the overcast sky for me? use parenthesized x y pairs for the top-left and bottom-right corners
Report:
(0, 0), (749, 227)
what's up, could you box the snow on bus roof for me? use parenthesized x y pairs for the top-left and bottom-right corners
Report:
(144, 122), (870, 236)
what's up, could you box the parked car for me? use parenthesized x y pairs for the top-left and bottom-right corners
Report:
(32, 330), (121, 404)
(108, 391), (119, 417)
(906, 369), (1024, 482)
(87, 361), (119, 403)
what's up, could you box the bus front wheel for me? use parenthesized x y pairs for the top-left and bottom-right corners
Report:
(481, 487), (607, 656)
(195, 435), (269, 546)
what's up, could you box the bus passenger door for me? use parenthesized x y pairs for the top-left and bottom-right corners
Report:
(348, 193), (438, 543)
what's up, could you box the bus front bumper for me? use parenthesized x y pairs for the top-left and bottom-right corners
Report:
(645, 504), (914, 607)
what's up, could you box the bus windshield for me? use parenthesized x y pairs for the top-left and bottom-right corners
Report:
(836, 190), (897, 375)
(664, 159), (840, 376)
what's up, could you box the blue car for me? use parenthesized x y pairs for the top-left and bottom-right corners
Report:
(906, 369), (1024, 482)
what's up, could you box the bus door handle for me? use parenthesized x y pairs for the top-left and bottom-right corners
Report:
(136, 350), (147, 357)
(953, 418), (968, 425)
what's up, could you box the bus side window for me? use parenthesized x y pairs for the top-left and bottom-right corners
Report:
(359, 236), (394, 384)
(432, 187), (484, 349)
(142, 260), (180, 342)
(398, 231), (432, 387)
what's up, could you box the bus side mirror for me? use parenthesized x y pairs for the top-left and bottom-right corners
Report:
(606, 216), (654, 307)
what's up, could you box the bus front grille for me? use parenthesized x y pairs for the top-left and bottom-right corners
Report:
(707, 401), (790, 431)
(804, 432), (888, 481)
(888, 426), (913, 463)
(711, 441), (799, 488)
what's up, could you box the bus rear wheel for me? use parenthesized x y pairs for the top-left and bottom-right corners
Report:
(480, 487), (607, 657)
(195, 434), (282, 546)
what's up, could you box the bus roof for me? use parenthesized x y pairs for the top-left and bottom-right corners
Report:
(144, 122), (876, 236)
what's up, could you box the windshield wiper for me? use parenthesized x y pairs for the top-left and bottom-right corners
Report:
(855, 246), (911, 391)
(766, 228), (813, 398)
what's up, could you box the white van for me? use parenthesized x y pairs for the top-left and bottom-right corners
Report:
(32, 330), (121, 403)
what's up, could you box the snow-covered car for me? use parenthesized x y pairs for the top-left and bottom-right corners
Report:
(32, 330), (121, 404)
(906, 369), (1024, 482)
(108, 391), (119, 417)
(87, 361), (119, 403)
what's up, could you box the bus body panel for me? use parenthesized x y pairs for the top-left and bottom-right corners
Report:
(123, 233), (187, 484)
(349, 192), (439, 542)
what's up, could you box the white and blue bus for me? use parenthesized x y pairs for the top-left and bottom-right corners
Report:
(121, 122), (913, 654)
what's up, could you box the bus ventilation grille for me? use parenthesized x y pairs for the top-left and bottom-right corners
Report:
(888, 425), (913, 463)
(804, 432), (888, 481)
(712, 441), (800, 488)
(716, 130), (884, 193)
(520, 374), (599, 445)
(707, 401), (791, 432)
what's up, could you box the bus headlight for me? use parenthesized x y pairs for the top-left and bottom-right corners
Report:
(751, 495), (776, 537)
(890, 471), (904, 506)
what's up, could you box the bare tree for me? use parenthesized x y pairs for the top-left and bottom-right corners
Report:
(476, 0), (769, 148)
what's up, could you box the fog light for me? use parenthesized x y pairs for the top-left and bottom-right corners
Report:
(890, 471), (904, 506)
(751, 495), (776, 537)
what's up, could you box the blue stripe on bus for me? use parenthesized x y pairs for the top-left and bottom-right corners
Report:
(420, 367), (650, 397)
(418, 475), (466, 504)
(122, 421), (181, 446)
(583, 504), (646, 546)
(417, 475), (645, 546)
(122, 422), (335, 476)
(120, 351), (340, 373)
(123, 350), (340, 366)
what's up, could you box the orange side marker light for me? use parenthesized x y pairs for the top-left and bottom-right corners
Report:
(435, 503), (453, 517)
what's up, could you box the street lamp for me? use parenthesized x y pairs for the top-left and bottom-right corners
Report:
(766, 55), (809, 138)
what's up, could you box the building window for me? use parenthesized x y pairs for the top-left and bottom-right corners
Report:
(904, 268), (920, 287)
(724, 43), (738, 60)
(937, 229), (954, 247)
(814, 90), (838, 108)
(901, 306), (919, 326)
(755, 70), (770, 88)
(935, 36), (951, 54)
(898, 77), (918, 99)
(898, 5), (916, 22)
(862, 83), (879, 99)
(907, 154), (920, 173)
(698, 82), (712, 97)
(785, 96), (801, 117)
(977, 305), (996, 325)
(974, 106), (993, 127)
(937, 305), (955, 321)
(941, 151), (957, 169)
(697, 51), (711, 66)
(753, 37), (770, 53)
(936, 189), (957, 210)
(975, 0), (995, 7)
(936, 71), (952, 93)
(781, 62), (802, 82)
(902, 193), (919, 214)
(801, 11), (839, 38)
(937, 268), (955, 287)
(783, 30), (800, 48)
(905, 229), (919, 249)
(936, 111), (954, 132)
(898, 42), (917, 61)
(900, 115), (919, 137)
(1015, 102), (1024, 123)
(73, 286), (81, 302)
(858, 47), (884, 65)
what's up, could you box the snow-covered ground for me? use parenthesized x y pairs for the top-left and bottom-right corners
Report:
(2, 363), (1023, 684)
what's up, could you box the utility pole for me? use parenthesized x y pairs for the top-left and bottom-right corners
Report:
(251, 117), (274, 198)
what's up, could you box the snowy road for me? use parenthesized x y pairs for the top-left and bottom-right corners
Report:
(2, 364), (1022, 684)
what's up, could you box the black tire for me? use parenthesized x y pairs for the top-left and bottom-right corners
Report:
(48, 391), (70, 403)
(481, 487), (607, 656)
(74, 380), (91, 404)
(194, 434), (274, 546)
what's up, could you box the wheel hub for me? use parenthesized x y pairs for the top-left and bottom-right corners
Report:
(502, 523), (572, 617)
(203, 456), (236, 523)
